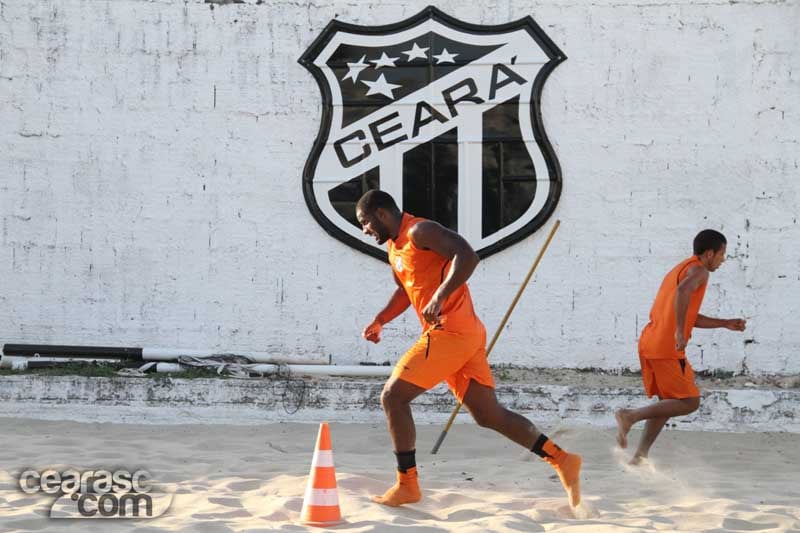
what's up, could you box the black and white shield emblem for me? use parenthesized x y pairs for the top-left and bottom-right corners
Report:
(299, 6), (566, 261)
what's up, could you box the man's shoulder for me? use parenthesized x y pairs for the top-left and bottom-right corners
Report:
(407, 218), (439, 246)
(683, 260), (709, 280)
(670, 256), (704, 277)
(407, 218), (435, 234)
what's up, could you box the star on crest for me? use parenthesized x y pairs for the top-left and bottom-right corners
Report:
(362, 73), (403, 99)
(342, 54), (370, 83)
(402, 42), (429, 61)
(433, 48), (459, 64)
(370, 52), (400, 69)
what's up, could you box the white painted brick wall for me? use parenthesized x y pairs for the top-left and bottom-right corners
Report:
(1, 0), (798, 373)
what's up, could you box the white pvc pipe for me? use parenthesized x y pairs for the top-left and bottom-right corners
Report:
(0, 356), (391, 377)
(25, 356), (118, 364)
(0, 356), (28, 370)
(0, 356), (123, 371)
(142, 348), (330, 365)
(155, 363), (393, 377)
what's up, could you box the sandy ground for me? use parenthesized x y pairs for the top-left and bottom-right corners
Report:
(0, 417), (798, 532)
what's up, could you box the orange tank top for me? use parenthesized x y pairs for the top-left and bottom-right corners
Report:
(639, 256), (708, 359)
(388, 213), (483, 334)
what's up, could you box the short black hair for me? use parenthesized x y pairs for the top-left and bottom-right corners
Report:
(693, 229), (727, 255)
(356, 189), (400, 216)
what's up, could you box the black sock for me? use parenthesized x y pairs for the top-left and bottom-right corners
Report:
(394, 449), (416, 473)
(531, 434), (552, 458)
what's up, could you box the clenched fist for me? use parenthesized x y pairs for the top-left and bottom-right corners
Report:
(362, 319), (383, 344)
(724, 318), (747, 331)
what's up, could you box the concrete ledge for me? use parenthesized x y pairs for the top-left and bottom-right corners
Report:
(0, 375), (797, 432)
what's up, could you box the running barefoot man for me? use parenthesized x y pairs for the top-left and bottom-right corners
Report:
(356, 190), (582, 508)
(616, 230), (746, 464)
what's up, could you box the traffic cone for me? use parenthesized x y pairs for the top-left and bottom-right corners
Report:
(300, 422), (343, 527)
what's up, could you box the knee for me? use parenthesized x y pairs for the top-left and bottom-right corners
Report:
(683, 397), (700, 414)
(380, 385), (407, 411)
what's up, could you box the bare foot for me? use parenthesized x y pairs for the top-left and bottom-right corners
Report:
(615, 409), (633, 449)
(553, 453), (582, 508)
(628, 454), (646, 466)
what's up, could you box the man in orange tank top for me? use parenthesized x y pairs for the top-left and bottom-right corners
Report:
(356, 190), (582, 510)
(615, 230), (746, 464)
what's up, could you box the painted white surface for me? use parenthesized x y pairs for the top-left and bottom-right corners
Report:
(1, 0), (798, 373)
(0, 375), (797, 432)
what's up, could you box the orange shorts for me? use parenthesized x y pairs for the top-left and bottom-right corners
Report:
(392, 327), (494, 402)
(639, 355), (700, 399)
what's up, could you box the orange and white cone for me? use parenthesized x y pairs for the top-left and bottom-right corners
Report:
(300, 422), (343, 527)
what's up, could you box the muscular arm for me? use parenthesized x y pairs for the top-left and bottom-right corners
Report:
(408, 221), (479, 324)
(695, 314), (747, 331)
(674, 264), (709, 350)
(362, 274), (410, 343)
(694, 314), (727, 328)
(376, 275), (411, 325)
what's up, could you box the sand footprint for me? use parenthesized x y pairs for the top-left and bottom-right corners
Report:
(571, 500), (598, 519)
(208, 497), (243, 508)
(720, 517), (780, 531)
(225, 479), (262, 492)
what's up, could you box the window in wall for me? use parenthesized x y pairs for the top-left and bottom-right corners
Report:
(482, 96), (536, 238)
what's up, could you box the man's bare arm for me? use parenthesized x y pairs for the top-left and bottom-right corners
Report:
(408, 221), (479, 324)
(695, 314), (746, 331)
(674, 264), (709, 350)
(362, 274), (410, 343)
(376, 286), (411, 325)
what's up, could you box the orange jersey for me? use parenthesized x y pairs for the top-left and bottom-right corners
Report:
(388, 213), (482, 334)
(639, 256), (708, 359)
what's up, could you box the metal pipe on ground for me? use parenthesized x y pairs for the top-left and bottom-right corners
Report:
(0, 356), (138, 371)
(2, 344), (330, 365)
(0, 356), (29, 370)
(155, 363), (392, 378)
(142, 349), (329, 365)
(3, 344), (142, 360)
